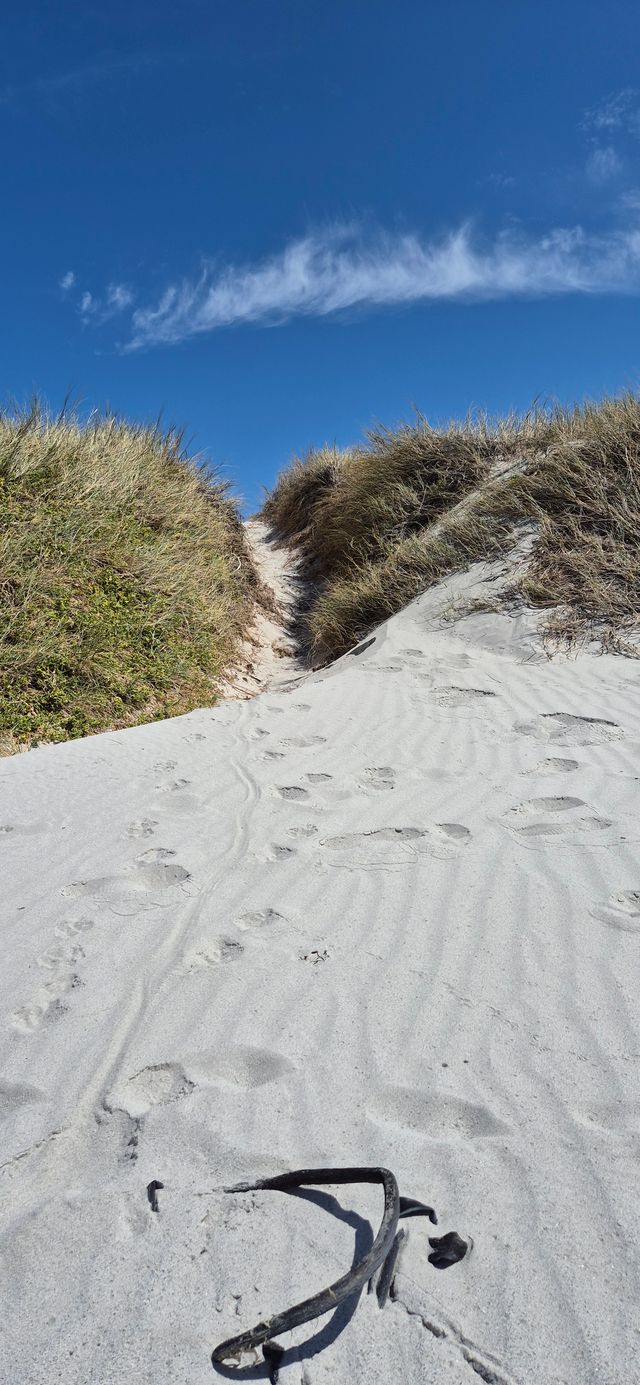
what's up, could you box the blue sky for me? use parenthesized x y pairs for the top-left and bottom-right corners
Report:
(2, 1), (640, 512)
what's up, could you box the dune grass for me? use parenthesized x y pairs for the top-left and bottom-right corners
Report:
(0, 404), (260, 753)
(262, 394), (640, 662)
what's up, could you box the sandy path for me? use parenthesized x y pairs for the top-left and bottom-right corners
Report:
(1, 563), (640, 1384)
(221, 520), (305, 699)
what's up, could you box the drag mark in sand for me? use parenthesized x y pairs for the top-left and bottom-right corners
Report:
(391, 1277), (519, 1385)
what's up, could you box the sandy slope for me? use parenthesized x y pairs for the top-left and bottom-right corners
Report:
(1, 562), (640, 1385)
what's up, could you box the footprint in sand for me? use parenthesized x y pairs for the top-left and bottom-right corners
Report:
(431, 686), (498, 709)
(279, 735), (327, 749)
(116, 1192), (150, 1239)
(305, 772), (332, 784)
(186, 1046), (295, 1090)
(514, 712), (623, 746)
(109, 1062), (195, 1118)
(360, 766), (396, 792)
(274, 785), (311, 801)
(287, 823), (319, 839)
(369, 1086), (508, 1139)
(590, 889), (640, 933)
(10, 914), (96, 1034)
(37, 942), (85, 973)
(61, 849), (191, 915)
(257, 843), (298, 862)
(11, 968), (82, 1034)
(185, 937), (245, 969)
(111, 1047), (294, 1118)
(235, 908), (286, 930)
(525, 758), (579, 775)
(54, 916), (95, 941)
(0, 822), (39, 837)
(127, 818), (159, 838)
(320, 823), (470, 867)
(0, 1080), (46, 1118)
(503, 797), (612, 843)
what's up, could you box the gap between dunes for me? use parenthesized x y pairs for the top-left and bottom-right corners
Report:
(220, 520), (306, 700)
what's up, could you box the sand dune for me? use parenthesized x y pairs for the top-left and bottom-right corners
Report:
(1, 560), (640, 1384)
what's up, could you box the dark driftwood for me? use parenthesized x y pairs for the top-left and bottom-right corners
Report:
(211, 1166), (437, 1368)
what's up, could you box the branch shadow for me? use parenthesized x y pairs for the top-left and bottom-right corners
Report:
(211, 1185), (374, 1379)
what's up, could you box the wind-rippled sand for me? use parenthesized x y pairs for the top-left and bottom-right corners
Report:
(1, 573), (639, 1384)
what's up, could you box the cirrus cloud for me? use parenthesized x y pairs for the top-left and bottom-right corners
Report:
(124, 220), (640, 350)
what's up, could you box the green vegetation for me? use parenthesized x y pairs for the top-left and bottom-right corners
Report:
(0, 404), (259, 753)
(262, 393), (640, 662)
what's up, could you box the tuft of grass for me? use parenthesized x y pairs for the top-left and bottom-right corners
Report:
(0, 403), (259, 753)
(262, 395), (640, 661)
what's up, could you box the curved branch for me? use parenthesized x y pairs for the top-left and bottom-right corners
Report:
(211, 1165), (436, 1366)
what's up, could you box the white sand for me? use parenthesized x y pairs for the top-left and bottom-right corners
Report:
(219, 521), (304, 699)
(1, 557), (640, 1385)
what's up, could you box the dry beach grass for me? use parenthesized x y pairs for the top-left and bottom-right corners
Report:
(0, 403), (259, 752)
(262, 392), (640, 661)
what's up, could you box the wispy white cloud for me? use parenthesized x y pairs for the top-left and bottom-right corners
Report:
(106, 283), (134, 311)
(0, 55), (164, 107)
(124, 221), (640, 349)
(586, 145), (623, 184)
(581, 90), (640, 188)
(71, 281), (134, 324)
(80, 290), (96, 318)
(582, 89), (640, 138)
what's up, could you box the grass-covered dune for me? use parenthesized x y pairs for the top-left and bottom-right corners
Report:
(262, 392), (640, 663)
(0, 405), (259, 753)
